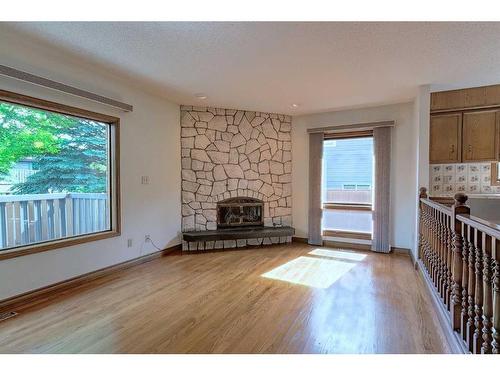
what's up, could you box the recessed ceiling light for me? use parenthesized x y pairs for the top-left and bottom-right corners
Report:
(291, 103), (299, 108)
(195, 93), (208, 100)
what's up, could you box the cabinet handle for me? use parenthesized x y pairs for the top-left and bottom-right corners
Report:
(468, 144), (473, 153)
(450, 144), (455, 153)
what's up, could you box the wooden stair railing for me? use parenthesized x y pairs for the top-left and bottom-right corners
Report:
(418, 187), (500, 354)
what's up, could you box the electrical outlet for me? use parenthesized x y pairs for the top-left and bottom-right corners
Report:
(145, 235), (151, 242)
(127, 239), (133, 248)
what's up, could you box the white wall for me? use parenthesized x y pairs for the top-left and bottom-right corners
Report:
(292, 102), (418, 252)
(0, 28), (181, 300)
(413, 85), (431, 257)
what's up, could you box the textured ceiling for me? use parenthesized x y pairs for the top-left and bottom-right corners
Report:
(4, 22), (500, 115)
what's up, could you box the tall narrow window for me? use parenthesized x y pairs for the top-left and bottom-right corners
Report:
(322, 134), (373, 237)
(0, 90), (120, 259)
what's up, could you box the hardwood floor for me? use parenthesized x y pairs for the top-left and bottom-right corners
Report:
(0, 243), (450, 353)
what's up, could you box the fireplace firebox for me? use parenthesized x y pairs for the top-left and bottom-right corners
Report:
(217, 197), (264, 228)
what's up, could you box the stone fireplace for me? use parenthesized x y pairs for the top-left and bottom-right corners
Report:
(180, 105), (293, 250)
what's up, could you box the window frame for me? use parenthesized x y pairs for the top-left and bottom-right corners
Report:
(0, 89), (121, 261)
(322, 131), (374, 237)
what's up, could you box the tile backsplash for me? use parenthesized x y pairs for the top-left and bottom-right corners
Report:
(430, 162), (500, 196)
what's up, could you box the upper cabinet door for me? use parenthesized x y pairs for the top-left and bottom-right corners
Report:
(462, 110), (499, 162)
(430, 113), (462, 164)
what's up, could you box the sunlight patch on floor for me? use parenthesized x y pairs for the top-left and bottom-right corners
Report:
(261, 255), (357, 289)
(308, 248), (367, 261)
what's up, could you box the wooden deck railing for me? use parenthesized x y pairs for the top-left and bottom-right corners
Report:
(419, 187), (500, 354)
(0, 193), (109, 250)
(324, 189), (372, 204)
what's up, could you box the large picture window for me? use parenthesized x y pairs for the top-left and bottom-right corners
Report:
(0, 90), (120, 260)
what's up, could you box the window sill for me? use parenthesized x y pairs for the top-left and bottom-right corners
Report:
(322, 203), (372, 211)
(322, 229), (372, 240)
(0, 230), (120, 261)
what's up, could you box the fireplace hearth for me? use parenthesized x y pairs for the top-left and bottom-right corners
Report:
(182, 196), (294, 245)
(217, 197), (263, 228)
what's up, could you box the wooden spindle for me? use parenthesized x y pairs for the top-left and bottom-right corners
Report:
(482, 235), (494, 354)
(461, 223), (470, 340)
(473, 230), (484, 354)
(446, 213), (453, 309)
(467, 227), (477, 352)
(428, 207), (432, 272)
(441, 212), (448, 301)
(436, 210), (442, 293)
(426, 206), (431, 271)
(437, 210), (444, 296)
(451, 193), (469, 331)
(492, 238), (500, 354)
(431, 208), (438, 286)
(423, 205), (430, 270)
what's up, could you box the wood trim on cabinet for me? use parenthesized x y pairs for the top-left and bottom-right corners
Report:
(431, 105), (500, 115)
(491, 162), (500, 186)
(0, 89), (121, 261)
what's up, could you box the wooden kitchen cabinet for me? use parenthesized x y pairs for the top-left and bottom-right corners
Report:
(462, 110), (499, 162)
(429, 113), (462, 163)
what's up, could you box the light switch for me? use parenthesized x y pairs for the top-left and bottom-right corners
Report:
(141, 175), (150, 185)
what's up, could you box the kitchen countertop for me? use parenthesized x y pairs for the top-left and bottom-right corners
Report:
(467, 194), (500, 199)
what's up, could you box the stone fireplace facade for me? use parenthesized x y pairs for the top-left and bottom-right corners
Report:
(180, 105), (292, 250)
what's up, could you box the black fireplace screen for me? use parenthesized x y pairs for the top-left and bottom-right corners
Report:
(217, 197), (264, 228)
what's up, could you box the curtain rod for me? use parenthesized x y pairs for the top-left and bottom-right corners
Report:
(0, 64), (133, 112)
(307, 120), (394, 134)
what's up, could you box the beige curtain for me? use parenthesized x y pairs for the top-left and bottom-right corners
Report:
(308, 132), (324, 246)
(372, 126), (392, 253)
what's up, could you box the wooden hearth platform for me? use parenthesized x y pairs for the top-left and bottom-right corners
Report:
(182, 226), (295, 242)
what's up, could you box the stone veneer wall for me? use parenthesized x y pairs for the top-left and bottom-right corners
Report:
(180, 105), (292, 250)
